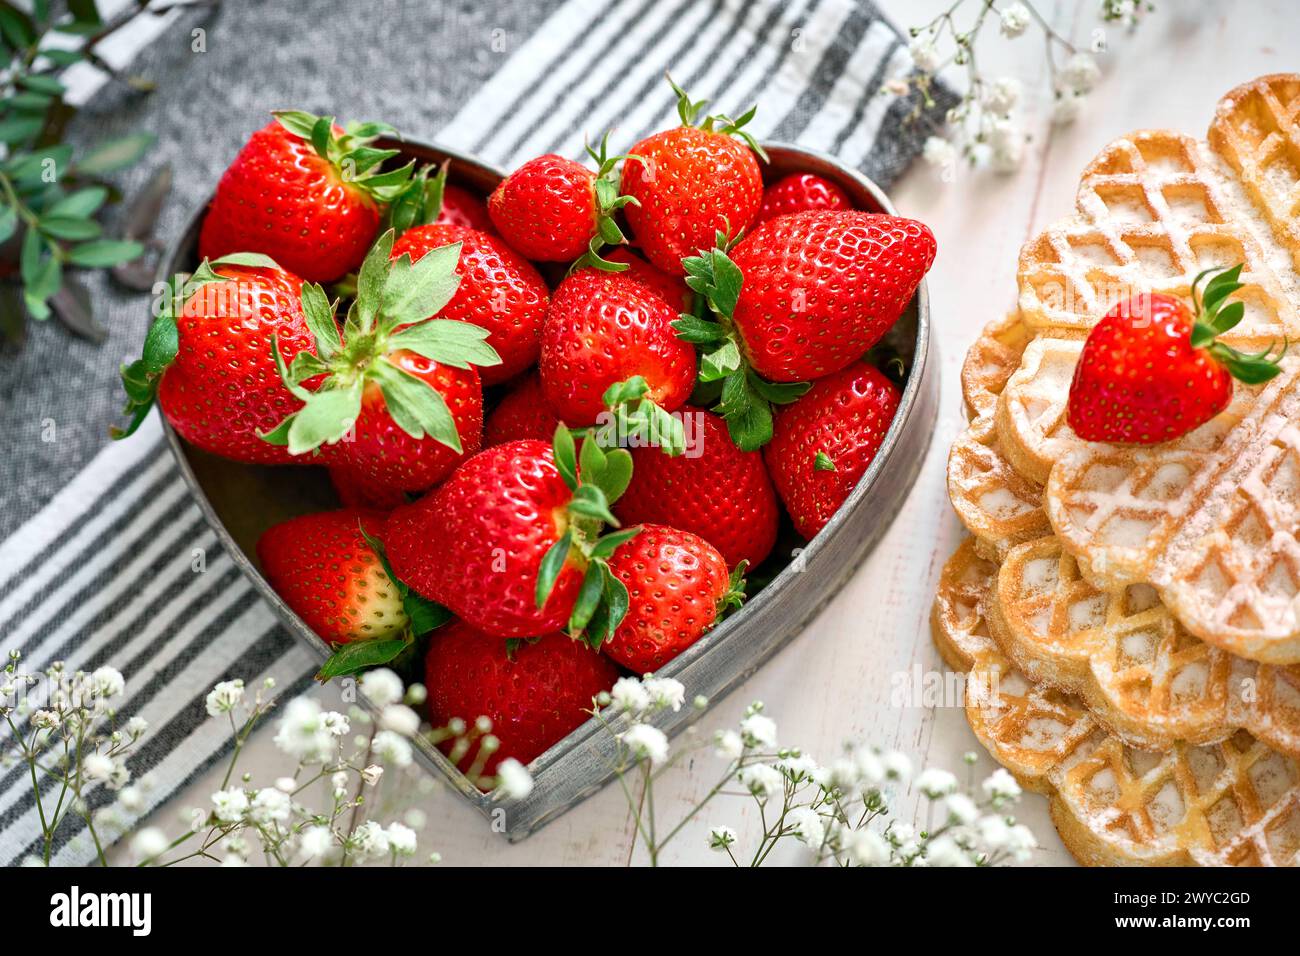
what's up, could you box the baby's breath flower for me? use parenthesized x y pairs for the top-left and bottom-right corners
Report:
(331, 771), (349, 790)
(82, 752), (114, 781)
(125, 715), (148, 738)
(358, 668), (404, 707)
(106, 760), (131, 791)
(321, 711), (350, 736)
(130, 826), (169, 863)
(1060, 52), (1100, 93)
(31, 710), (59, 730)
(205, 679), (244, 717)
(926, 833), (974, 867)
(620, 723), (669, 766)
(609, 676), (651, 716)
(274, 777), (297, 793)
(982, 768), (1022, 803)
(738, 763), (783, 800)
(1006, 823), (1037, 861)
(186, 807), (207, 833)
(982, 76), (1021, 115)
(1051, 92), (1084, 125)
(989, 118), (1025, 172)
(846, 827), (890, 866)
(999, 2), (1031, 38)
(351, 820), (389, 859)
(273, 697), (335, 763)
(714, 729), (743, 760)
(495, 758), (534, 799)
(916, 767), (958, 798)
(881, 750), (912, 782)
(90, 666), (125, 699)
(379, 704), (420, 737)
(404, 683), (427, 706)
(372, 730), (413, 767)
(787, 806), (826, 847)
(117, 786), (145, 814)
(387, 822), (418, 856)
(249, 787), (292, 824)
(360, 764), (384, 786)
(923, 135), (956, 170)
(776, 753), (818, 782)
(211, 788), (248, 823)
(976, 814), (1010, 848)
(908, 37), (941, 73)
(642, 676), (685, 712)
(297, 824), (334, 861)
(944, 792), (979, 825)
(739, 713), (777, 749)
(707, 824), (737, 851)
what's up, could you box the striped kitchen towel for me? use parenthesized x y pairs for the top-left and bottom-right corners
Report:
(0, 0), (952, 864)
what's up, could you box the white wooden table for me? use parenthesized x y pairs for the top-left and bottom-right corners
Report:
(114, 0), (1300, 866)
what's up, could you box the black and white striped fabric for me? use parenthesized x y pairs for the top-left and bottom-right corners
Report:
(0, 0), (950, 864)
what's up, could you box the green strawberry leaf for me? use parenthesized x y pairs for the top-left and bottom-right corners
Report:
(585, 563), (630, 650)
(380, 240), (462, 330)
(568, 561), (606, 634)
(814, 451), (836, 472)
(354, 230), (395, 332)
(602, 375), (650, 406)
(588, 525), (641, 560)
(597, 447), (634, 502)
(286, 381), (363, 454)
(371, 356), (462, 450)
(716, 369), (773, 452)
(315, 637), (412, 682)
(671, 314), (727, 344)
(747, 372), (810, 405)
(568, 483), (618, 525)
(359, 523), (452, 636)
(699, 338), (742, 382)
(210, 251), (283, 270)
(299, 281), (340, 360)
(553, 423), (579, 490)
(387, 319), (500, 370)
(535, 529), (573, 610)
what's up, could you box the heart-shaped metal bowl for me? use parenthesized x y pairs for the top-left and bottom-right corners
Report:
(160, 140), (938, 839)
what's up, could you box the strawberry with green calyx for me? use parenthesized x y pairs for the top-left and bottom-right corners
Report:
(261, 229), (498, 493)
(600, 524), (744, 670)
(671, 232), (810, 451)
(488, 133), (639, 270)
(621, 75), (766, 275)
(392, 222), (549, 384)
(1067, 264), (1285, 445)
(113, 252), (317, 463)
(199, 111), (415, 282)
(764, 361), (901, 540)
(591, 375), (687, 457)
(384, 160), (493, 238)
(255, 509), (452, 681)
(540, 267), (696, 424)
(384, 428), (639, 640)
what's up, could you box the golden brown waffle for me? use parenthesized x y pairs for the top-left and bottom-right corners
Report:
(932, 538), (1300, 866)
(961, 312), (1032, 421)
(1208, 74), (1300, 272)
(947, 416), (1048, 560)
(1046, 356), (1300, 664)
(995, 336), (1084, 486)
(1016, 125), (1300, 346)
(990, 535), (1300, 756)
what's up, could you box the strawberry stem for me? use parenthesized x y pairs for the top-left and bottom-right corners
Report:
(1189, 262), (1285, 385)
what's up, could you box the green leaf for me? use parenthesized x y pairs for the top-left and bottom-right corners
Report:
(1200, 263), (1243, 314)
(568, 483), (618, 525)
(381, 240), (461, 328)
(814, 451), (836, 472)
(299, 281), (339, 359)
(17, 74), (65, 96)
(747, 372), (810, 405)
(0, 5), (35, 48)
(1211, 301), (1245, 335)
(74, 132), (154, 175)
(211, 251), (282, 270)
(587, 564), (630, 649)
(371, 356), (462, 450)
(0, 115), (43, 144)
(553, 424), (578, 490)
(699, 338), (742, 382)
(24, 250), (60, 301)
(47, 186), (107, 219)
(315, 637), (412, 681)
(589, 525), (641, 560)
(141, 311), (179, 373)
(568, 561), (606, 634)
(310, 115), (334, 161)
(535, 530), (572, 609)
(20, 226), (43, 285)
(597, 448), (633, 503)
(601, 375), (649, 407)
(671, 314), (727, 344)
(354, 229), (394, 331)
(286, 382), (363, 454)
(273, 109), (320, 140)
(388, 319), (499, 369)
(405, 592), (452, 636)
(717, 370), (773, 451)
(0, 205), (16, 245)
(38, 215), (101, 241)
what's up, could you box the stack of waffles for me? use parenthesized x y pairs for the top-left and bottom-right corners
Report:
(933, 75), (1300, 866)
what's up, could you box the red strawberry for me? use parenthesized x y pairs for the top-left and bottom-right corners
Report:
(601, 246), (692, 312)
(614, 406), (778, 569)
(730, 211), (934, 382)
(385, 432), (637, 639)
(258, 231), (498, 494)
(602, 524), (740, 673)
(198, 112), (412, 283)
(115, 259), (315, 462)
(485, 374), (565, 446)
(540, 269), (696, 425)
(1067, 268), (1280, 444)
(257, 509), (405, 645)
(391, 223), (549, 383)
(439, 184), (494, 232)
(621, 79), (765, 274)
(424, 623), (619, 774)
(329, 466), (410, 512)
(764, 362), (901, 540)
(755, 173), (850, 224)
(489, 138), (635, 265)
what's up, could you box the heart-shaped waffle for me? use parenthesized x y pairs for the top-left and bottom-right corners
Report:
(932, 538), (1300, 867)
